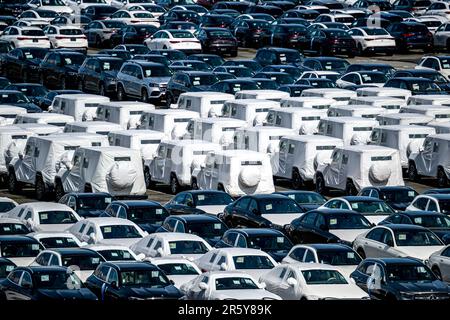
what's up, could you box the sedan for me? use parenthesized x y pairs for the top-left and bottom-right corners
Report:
(1, 26), (50, 49)
(164, 190), (234, 215)
(42, 25), (87, 52)
(384, 77), (442, 95)
(427, 245), (450, 282)
(110, 10), (159, 27)
(386, 21), (433, 53)
(145, 29), (201, 54)
(196, 28), (237, 57)
(4, 83), (48, 106)
(0, 258), (15, 280)
(348, 27), (395, 56)
(336, 71), (387, 88)
(151, 258), (201, 288)
(406, 194), (450, 215)
(0, 90), (42, 113)
(273, 191), (327, 211)
(307, 28), (357, 58)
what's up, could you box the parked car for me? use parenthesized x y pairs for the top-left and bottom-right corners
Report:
(79, 56), (124, 97)
(164, 190), (234, 215)
(386, 22), (433, 53)
(358, 186), (418, 211)
(196, 27), (237, 57)
(406, 194), (450, 215)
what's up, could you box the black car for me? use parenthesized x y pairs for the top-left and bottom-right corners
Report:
(85, 261), (182, 300)
(353, 0), (392, 10)
(275, 17), (311, 26)
(245, 4), (283, 17)
(252, 78), (279, 90)
(170, 60), (212, 72)
(58, 192), (113, 218)
(358, 186), (418, 211)
(279, 84), (312, 96)
(79, 56), (124, 96)
(0, 235), (44, 262)
(211, 1), (252, 13)
(274, 191), (327, 211)
(200, 14), (234, 28)
(350, 257), (450, 300)
(282, 9), (321, 21)
(0, 2), (30, 17)
(253, 71), (295, 85)
(103, 200), (170, 234)
(0, 77), (10, 89)
(222, 59), (262, 72)
(296, 78), (336, 88)
(4, 83), (48, 106)
(113, 44), (150, 56)
(0, 220), (30, 235)
(196, 27), (238, 57)
(34, 89), (83, 111)
(159, 21), (198, 33)
(214, 66), (254, 78)
(214, 72), (236, 81)
(260, 64), (303, 81)
(307, 28), (357, 58)
(379, 211), (450, 244)
(97, 49), (132, 61)
(82, 5), (118, 20)
(345, 63), (396, 78)
(164, 190), (234, 215)
(1, 47), (49, 83)
(33, 248), (106, 270)
(110, 24), (158, 46)
(161, 9), (201, 24)
(255, 47), (304, 67)
(187, 54), (224, 68)
(233, 19), (273, 48)
(208, 79), (259, 94)
(0, 266), (97, 301)
(0, 258), (15, 280)
(38, 51), (86, 90)
(270, 23), (308, 50)
(423, 188), (450, 195)
(384, 77), (442, 95)
(386, 22), (433, 53)
(215, 228), (293, 262)
(221, 194), (305, 230)
(133, 54), (170, 66)
(158, 214), (228, 246)
(392, 0), (431, 12)
(148, 49), (187, 63)
(392, 69), (450, 93)
(302, 57), (349, 74)
(0, 90), (42, 113)
(284, 209), (373, 245)
(166, 71), (219, 106)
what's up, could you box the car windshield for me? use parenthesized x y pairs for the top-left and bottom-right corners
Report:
(247, 235), (292, 251)
(317, 249), (362, 265)
(62, 54), (85, 66)
(394, 230), (442, 246)
(142, 65), (172, 77)
(0, 263), (15, 278)
(248, 21), (271, 29)
(0, 92), (30, 103)
(408, 81), (440, 92)
(61, 254), (103, 270)
(232, 255), (274, 269)
(104, 21), (125, 29)
(0, 242), (42, 257)
(309, 80), (336, 88)
(285, 193), (326, 204)
(185, 221), (226, 238)
(120, 269), (170, 287)
(360, 73), (387, 83)
(98, 249), (135, 261)
(215, 277), (259, 290)
(157, 263), (199, 275)
(277, 52), (302, 64)
(207, 30), (233, 38)
(168, 240), (208, 254)
(21, 49), (47, 60)
(326, 30), (350, 38)
(385, 264), (436, 282)
(171, 30), (194, 38)
(381, 189), (417, 203)
(133, 12), (152, 18)
(189, 74), (218, 85)
(194, 193), (233, 206)
(78, 196), (112, 212)
(7, 85), (47, 97)
(0, 223), (29, 235)
(259, 198), (303, 214)
(33, 271), (84, 289)
(126, 206), (169, 225)
(301, 269), (348, 285)
(348, 200), (394, 214)
(0, 202), (16, 213)
(136, 26), (157, 34)
(327, 214), (372, 230)
(323, 60), (349, 71)
(37, 10), (57, 18)
(410, 215), (450, 228)
(100, 225), (142, 239)
(438, 200), (450, 214)
(38, 211), (78, 224)
(60, 29), (83, 35)
(39, 237), (79, 248)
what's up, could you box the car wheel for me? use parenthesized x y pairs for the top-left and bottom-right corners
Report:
(8, 170), (21, 194)
(345, 180), (357, 196)
(191, 178), (199, 190)
(61, 77), (66, 90)
(291, 168), (303, 190)
(357, 248), (366, 259)
(432, 267), (442, 280)
(95, 36), (102, 48)
(144, 167), (154, 189)
(437, 168), (449, 187)
(315, 174), (327, 194)
(170, 174), (180, 195)
(318, 45), (325, 56)
(357, 44), (363, 56)
(408, 162), (420, 182)
(117, 84), (126, 101)
(35, 175), (48, 201)
(55, 180), (65, 202)
(141, 88), (149, 102)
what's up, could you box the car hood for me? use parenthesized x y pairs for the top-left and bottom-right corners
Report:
(330, 229), (368, 242)
(306, 284), (368, 299)
(37, 288), (97, 300)
(397, 246), (444, 261)
(213, 289), (281, 300)
(196, 205), (227, 215)
(144, 77), (171, 85)
(66, 65), (81, 73)
(122, 285), (182, 299)
(390, 280), (449, 293)
(16, 102), (42, 113)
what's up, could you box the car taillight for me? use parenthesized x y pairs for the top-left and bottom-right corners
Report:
(55, 36), (70, 39)
(402, 33), (414, 37)
(17, 37), (32, 40)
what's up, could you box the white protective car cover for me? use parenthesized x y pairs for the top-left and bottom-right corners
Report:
(51, 94), (110, 121)
(16, 123), (64, 136)
(0, 106), (27, 124)
(63, 121), (123, 135)
(266, 107), (327, 134)
(235, 90), (290, 101)
(59, 146), (146, 196)
(14, 113), (75, 126)
(177, 92), (235, 117)
(410, 134), (450, 179)
(318, 117), (379, 146)
(96, 102), (155, 129)
(12, 134), (109, 185)
(427, 121), (450, 134)
(0, 126), (35, 173)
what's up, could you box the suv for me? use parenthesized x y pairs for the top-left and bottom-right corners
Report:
(116, 61), (172, 105)
(386, 22), (433, 53)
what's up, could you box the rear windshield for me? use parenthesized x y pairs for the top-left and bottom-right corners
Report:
(22, 30), (45, 36)
(168, 240), (209, 254)
(39, 237), (80, 248)
(232, 255), (274, 269)
(0, 223), (29, 235)
(60, 29), (83, 35)
(38, 211), (78, 224)
(98, 249), (135, 261)
(157, 263), (199, 275)
(126, 206), (169, 225)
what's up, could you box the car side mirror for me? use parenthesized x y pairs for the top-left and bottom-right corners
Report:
(319, 224), (328, 231)
(198, 282), (208, 290)
(220, 262), (228, 271)
(110, 281), (118, 289)
(386, 240), (394, 247)
(186, 201), (194, 208)
(287, 277), (298, 287)
(18, 150), (24, 160)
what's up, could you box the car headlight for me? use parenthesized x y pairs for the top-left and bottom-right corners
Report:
(105, 77), (116, 84)
(399, 292), (415, 299)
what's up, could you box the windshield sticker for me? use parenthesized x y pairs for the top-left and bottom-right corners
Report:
(398, 234), (407, 240)
(277, 237), (284, 243)
(288, 194), (295, 200)
(329, 218), (337, 225)
(198, 195), (205, 201)
(103, 227), (112, 233)
(347, 252), (355, 259)
(111, 252), (118, 257)
(351, 203), (359, 209)
(32, 244), (40, 250)
(174, 265), (182, 271)
(56, 239), (63, 244)
(232, 279), (240, 285)
(414, 217), (422, 224)
(91, 258), (100, 264)
(105, 198), (112, 204)
(41, 275), (50, 282)
(170, 242), (176, 249)
(265, 204), (273, 211)
(408, 191), (415, 197)
(103, 62), (110, 71)
(214, 223), (221, 230)
(123, 252), (130, 258)
(156, 209), (163, 215)
(40, 213), (48, 220)
(236, 257), (244, 263)
(151, 271), (159, 277)
(6, 265), (14, 272)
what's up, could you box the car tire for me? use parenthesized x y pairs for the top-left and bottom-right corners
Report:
(55, 179), (65, 202)
(84, 184), (92, 193)
(230, 50), (238, 58)
(432, 267), (442, 280)
(117, 84), (126, 101)
(408, 162), (420, 182)
(8, 170), (21, 194)
(345, 180), (357, 196)
(315, 174), (327, 194)
(357, 44), (363, 56)
(61, 77), (66, 90)
(191, 177), (199, 190)
(357, 248), (366, 259)
(291, 168), (303, 190)
(35, 175), (48, 201)
(144, 167), (154, 189)
(437, 167), (448, 187)
(170, 174), (180, 195)
(95, 36), (102, 48)
(141, 88), (149, 102)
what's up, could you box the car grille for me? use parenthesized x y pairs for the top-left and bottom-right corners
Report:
(413, 293), (449, 300)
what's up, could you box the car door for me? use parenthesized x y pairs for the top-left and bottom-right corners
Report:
(426, 198), (439, 212)
(439, 247), (450, 282)
(323, 149), (343, 188)
(228, 197), (251, 228)
(151, 144), (167, 181)
(361, 228), (385, 257)
(3, 271), (27, 300)
(165, 193), (187, 214)
(86, 265), (110, 298)
(104, 268), (120, 301)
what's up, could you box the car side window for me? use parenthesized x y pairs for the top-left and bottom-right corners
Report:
(234, 197), (251, 210)
(236, 234), (247, 247)
(49, 254), (59, 266)
(304, 250), (316, 263)
(366, 228), (385, 242)
(301, 212), (316, 226)
(7, 270), (22, 285)
(314, 214), (326, 229)
(442, 247), (450, 257)
(289, 247), (306, 261)
(20, 271), (32, 288)
(117, 206), (127, 219)
(172, 193), (186, 205)
(381, 230), (394, 246)
(427, 200), (438, 212)
(413, 197), (428, 210)
(174, 221), (185, 233)
(94, 265), (110, 281)
(224, 232), (237, 245)
(248, 199), (258, 214)
(107, 268), (118, 284)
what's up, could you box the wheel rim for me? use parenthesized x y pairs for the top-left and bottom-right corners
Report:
(36, 180), (44, 199)
(438, 170), (447, 187)
(142, 90), (148, 102)
(316, 176), (324, 193)
(117, 86), (123, 100)
(292, 171), (301, 189)
(100, 85), (105, 96)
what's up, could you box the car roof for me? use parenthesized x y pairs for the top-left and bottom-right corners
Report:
(66, 192), (111, 198)
(173, 214), (221, 223)
(365, 257), (423, 266)
(112, 200), (162, 207)
(380, 223), (428, 231)
(245, 194), (293, 200)
(340, 196), (384, 202)
(47, 248), (98, 256)
(20, 266), (68, 273)
(311, 209), (361, 215)
(0, 235), (38, 242)
(425, 194), (450, 200)
(230, 228), (285, 237)
(402, 211), (446, 217)
(106, 261), (158, 271)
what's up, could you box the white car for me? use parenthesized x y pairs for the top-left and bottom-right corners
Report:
(63, 121), (122, 135)
(84, 245), (140, 261)
(406, 194), (450, 215)
(149, 257), (202, 288)
(181, 271), (281, 300)
(28, 231), (85, 248)
(348, 27), (395, 55)
(95, 101), (155, 130)
(27, 0), (74, 14)
(317, 117), (379, 145)
(126, 4), (166, 18)
(260, 263), (369, 300)
(31, 248), (105, 281)
(377, 113), (434, 126)
(416, 56), (450, 80)
(130, 232), (212, 260)
(65, 0), (109, 10)
(195, 248), (277, 279)
(68, 217), (147, 247)
(221, 99), (280, 126)
(177, 92), (234, 118)
(4, 202), (81, 232)
(144, 29), (201, 54)
(314, 13), (355, 26)
(424, 2), (450, 21)
(400, 105), (450, 122)
(434, 23), (450, 51)
(1, 26), (50, 49)
(427, 245), (450, 282)
(0, 218), (30, 234)
(336, 71), (387, 88)
(327, 105), (386, 118)
(299, 71), (340, 83)
(353, 225), (444, 261)
(43, 25), (88, 51)
(282, 244), (362, 278)
(109, 10), (160, 26)
(138, 109), (200, 138)
(18, 9), (58, 22)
